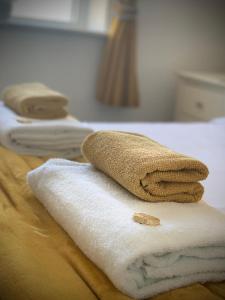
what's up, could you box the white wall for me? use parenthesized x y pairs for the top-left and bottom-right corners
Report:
(0, 0), (225, 121)
(138, 0), (225, 121)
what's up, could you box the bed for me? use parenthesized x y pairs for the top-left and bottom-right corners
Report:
(0, 121), (225, 300)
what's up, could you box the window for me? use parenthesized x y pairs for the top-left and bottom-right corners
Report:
(8, 0), (110, 34)
(11, 0), (76, 23)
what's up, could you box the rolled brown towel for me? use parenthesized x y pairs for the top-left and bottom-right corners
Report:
(2, 82), (68, 119)
(82, 131), (209, 203)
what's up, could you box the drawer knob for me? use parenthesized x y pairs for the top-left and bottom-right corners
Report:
(196, 101), (204, 110)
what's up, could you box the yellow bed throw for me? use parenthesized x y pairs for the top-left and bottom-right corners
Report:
(2, 82), (68, 119)
(82, 131), (209, 203)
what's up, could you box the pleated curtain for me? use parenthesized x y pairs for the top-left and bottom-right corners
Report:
(97, 0), (139, 107)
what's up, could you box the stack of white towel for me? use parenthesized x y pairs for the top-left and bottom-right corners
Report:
(27, 159), (225, 299)
(0, 102), (93, 158)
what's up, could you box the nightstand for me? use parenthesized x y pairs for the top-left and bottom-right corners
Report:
(174, 71), (225, 121)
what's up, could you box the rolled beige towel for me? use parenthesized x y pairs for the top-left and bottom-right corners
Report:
(2, 82), (68, 119)
(82, 131), (209, 203)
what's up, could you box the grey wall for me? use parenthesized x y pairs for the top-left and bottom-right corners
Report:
(0, 0), (225, 121)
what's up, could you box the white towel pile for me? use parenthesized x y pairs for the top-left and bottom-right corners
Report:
(0, 102), (93, 158)
(27, 159), (225, 299)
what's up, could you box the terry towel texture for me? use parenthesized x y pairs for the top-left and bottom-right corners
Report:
(27, 159), (225, 299)
(0, 102), (93, 158)
(82, 131), (209, 203)
(2, 82), (68, 119)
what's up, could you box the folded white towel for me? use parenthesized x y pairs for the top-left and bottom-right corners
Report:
(0, 102), (93, 158)
(27, 159), (225, 299)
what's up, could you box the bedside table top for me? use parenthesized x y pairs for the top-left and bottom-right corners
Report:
(177, 71), (225, 88)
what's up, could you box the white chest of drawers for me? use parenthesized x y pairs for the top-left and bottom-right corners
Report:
(175, 71), (225, 121)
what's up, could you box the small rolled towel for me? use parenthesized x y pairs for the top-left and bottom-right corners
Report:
(2, 82), (68, 119)
(82, 131), (209, 203)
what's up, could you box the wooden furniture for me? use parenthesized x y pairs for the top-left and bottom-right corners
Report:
(175, 71), (225, 121)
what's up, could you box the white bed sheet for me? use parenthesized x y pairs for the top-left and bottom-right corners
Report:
(87, 122), (225, 213)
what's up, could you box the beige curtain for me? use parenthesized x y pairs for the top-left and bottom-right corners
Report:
(97, 0), (139, 107)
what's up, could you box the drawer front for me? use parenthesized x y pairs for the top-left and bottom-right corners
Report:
(175, 112), (202, 122)
(177, 82), (225, 120)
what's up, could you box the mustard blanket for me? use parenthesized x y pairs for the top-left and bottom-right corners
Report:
(0, 146), (224, 300)
(82, 131), (208, 203)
